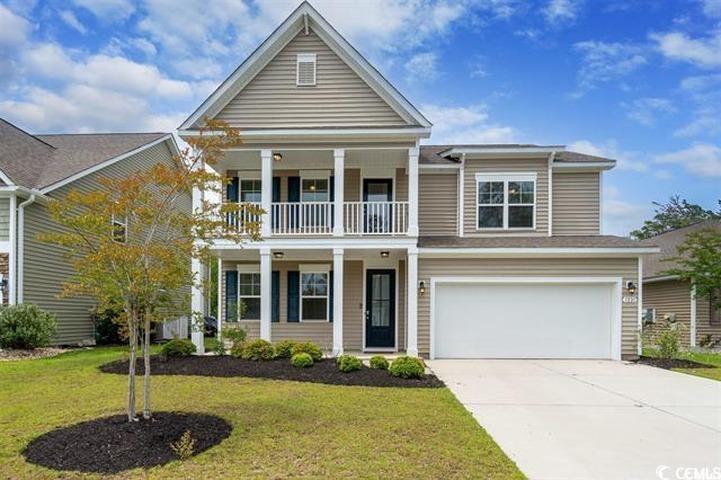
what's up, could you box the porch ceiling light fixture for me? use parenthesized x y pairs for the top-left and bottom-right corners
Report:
(380, 251), (390, 258)
(626, 281), (637, 295)
(273, 251), (284, 259)
(272, 152), (282, 161)
(419, 280), (426, 295)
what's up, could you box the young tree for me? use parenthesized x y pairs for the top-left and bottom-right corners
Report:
(631, 195), (720, 240)
(41, 119), (261, 421)
(664, 228), (721, 313)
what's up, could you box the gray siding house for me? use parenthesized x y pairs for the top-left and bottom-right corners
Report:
(0, 118), (182, 344)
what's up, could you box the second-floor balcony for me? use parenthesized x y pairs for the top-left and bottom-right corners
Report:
(228, 201), (410, 236)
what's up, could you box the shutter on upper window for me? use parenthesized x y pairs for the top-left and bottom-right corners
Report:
(296, 53), (316, 86)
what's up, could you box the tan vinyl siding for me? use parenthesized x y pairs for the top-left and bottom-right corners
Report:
(552, 172), (600, 235)
(344, 168), (360, 202)
(214, 29), (406, 128)
(419, 173), (458, 236)
(395, 168), (408, 201)
(0, 198), (9, 241)
(418, 257), (639, 359)
(463, 158), (549, 235)
(343, 261), (363, 350)
(695, 293), (721, 345)
(22, 142), (185, 345)
(643, 280), (692, 347)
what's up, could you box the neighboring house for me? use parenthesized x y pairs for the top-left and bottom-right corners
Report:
(0, 118), (184, 345)
(641, 219), (721, 348)
(180, 1), (656, 360)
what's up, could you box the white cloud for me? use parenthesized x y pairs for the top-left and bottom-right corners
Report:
(105, 36), (158, 58)
(0, 3), (29, 48)
(603, 193), (652, 236)
(655, 143), (721, 177)
(71, 0), (134, 21)
(702, 0), (721, 17)
(421, 104), (517, 144)
(676, 74), (721, 137)
(623, 97), (676, 126)
(567, 139), (648, 171)
(651, 30), (721, 68)
(405, 52), (439, 82)
(573, 41), (647, 95)
(58, 9), (87, 34)
(544, 0), (582, 23)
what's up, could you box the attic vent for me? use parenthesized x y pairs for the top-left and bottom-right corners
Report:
(296, 53), (316, 86)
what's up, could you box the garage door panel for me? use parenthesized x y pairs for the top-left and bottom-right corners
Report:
(434, 283), (613, 359)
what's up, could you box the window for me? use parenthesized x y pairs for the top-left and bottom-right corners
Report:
(240, 179), (261, 203)
(301, 178), (329, 202)
(300, 269), (328, 321)
(111, 214), (127, 243)
(642, 308), (656, 324)
(296, 53), (317, 86)
(476, 174), (536, 229)
(238, 272), (261, 320)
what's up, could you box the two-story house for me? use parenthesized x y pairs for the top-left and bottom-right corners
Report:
(180, 2), (656, 360)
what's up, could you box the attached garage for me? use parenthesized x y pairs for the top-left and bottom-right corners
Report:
(430, 277), (622, 360)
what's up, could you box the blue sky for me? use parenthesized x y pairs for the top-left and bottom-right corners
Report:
(1, 0), (720, 235)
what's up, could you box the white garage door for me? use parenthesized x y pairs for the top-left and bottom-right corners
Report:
(433, 281), (617, 359)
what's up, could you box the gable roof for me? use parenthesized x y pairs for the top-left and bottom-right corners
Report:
(0, 118), (169, 191)
(641, 219), (721, 279)
(179, 1), (431, 131)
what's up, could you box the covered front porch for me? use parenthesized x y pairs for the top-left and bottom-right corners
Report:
(192, 243), (420, 356)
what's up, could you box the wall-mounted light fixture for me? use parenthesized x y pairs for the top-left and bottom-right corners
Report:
(272, 152), (283, 162)
(380, 251), (390, 258)
(419, 280), (426, 295)
(273, 251), (284, 259)
(626, 281), (637, 295)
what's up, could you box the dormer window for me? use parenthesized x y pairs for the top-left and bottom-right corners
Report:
(296, 53), (316, 86)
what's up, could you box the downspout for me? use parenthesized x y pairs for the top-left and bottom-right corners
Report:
(16, 194), (37, 304)
(547, 151), (556, 237)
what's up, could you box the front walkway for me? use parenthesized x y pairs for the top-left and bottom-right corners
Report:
(428, 359), (721, 480)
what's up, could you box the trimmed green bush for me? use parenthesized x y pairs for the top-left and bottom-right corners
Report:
(229, 341), (245, 358)
(238, 339), (275, 361)
(290, 341), (323, 362)
(274, 340), (299, 359)
(337, 354), (362, 373)
(290, 352), (314, 368)
(369, 355), (389, 370)
(223, 326), (246, 347)
(208, 337), (226, 356)
(91, 306), (124, 345)
(160, 339), (196, 357)
(0, 304), (57, 349)
(389, 356), (425, 379)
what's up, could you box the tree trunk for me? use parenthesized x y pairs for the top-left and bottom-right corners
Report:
(127, 322), (138, 422)
(142, 315), (151, 420)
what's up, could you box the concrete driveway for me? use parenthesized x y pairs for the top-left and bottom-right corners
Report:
(428, 360), (721, 480)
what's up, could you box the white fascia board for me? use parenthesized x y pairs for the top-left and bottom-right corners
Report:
(419, 164), (460, 170)
(553, 161), (616, 171)
(208, 237), (417, 250)
(440, 146), (565, 158)
(418, 246), (660, 257)
(40, 135), (175, 194)
(178, 127), (431, 140)
(0, 168), (15, 186)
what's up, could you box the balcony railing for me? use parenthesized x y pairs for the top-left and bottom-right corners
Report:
(226, 201), (409, 236)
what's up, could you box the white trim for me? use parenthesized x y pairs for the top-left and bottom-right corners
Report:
(332, 248), (344, 355)
(8, 193), (16, 304)
(552, 161), (615, 171)
(296, 53), (317, 86)
(428, 276), (623, 361)
(361, 261), (399, 352)
(216, 257), (222, 340)
(237, 270), (262, 321)
(419, 246), (660, 257)
(178, 127), (431, 139)
(0, 241), (9, 252)
(0, 167), (15, 186)
(299, 266), (330, 322)
(458, 154), (465, 237)
(209, 237), (418, 250)
(259, 249), (272, 340)
(690, 284), (697, 348)
(475, 173), (537, 231)
(40, 135), (175, 194)
(419, 163), (460, 170)
(637, 256), (643, 355)
(442, 146), (564, 157)
(547, 152), (554, 237)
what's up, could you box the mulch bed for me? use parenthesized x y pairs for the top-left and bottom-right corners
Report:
(23, 412), (231, 474)
(100, 355), (445, 388)
(0, 347), (67, 361)
(636, 356), (716, 370)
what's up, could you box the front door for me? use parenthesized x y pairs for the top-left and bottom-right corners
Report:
(362, 179), (393, 233)
(365, 269), (396, 348)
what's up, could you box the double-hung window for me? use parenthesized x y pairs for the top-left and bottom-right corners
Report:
(237, 266), (261, 320)
(476, 173), (536, 230)
(239, 179), (262, 203)
(300, 265), (329, 321)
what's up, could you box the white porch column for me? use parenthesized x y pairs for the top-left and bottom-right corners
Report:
(332, 248), (344, 355)
(406, 247), (418, 356)
(408, 146), (419, 236)
(260, 149), (273, 238)
(191, 257), (205, 353)
(333, 149), (344, 236)
(260, 248), (272, 341)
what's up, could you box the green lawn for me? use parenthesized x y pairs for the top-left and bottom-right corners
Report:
(643, 348), (721, 381)
(0, 347), (523, 479)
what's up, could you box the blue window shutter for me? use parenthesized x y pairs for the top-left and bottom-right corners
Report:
(329, 270), (334, 322)
(329, 176), (334, 201)
(272, 176), (281, 202)
(225, 270), (238, 322)
(287, 271), (299, 322)
(288, 177), (300, 202)
(272, 270), (280, 323)
(227, 177), (239, 202)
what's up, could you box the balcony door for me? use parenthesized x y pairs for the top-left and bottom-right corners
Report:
(362, 179), (393, 234)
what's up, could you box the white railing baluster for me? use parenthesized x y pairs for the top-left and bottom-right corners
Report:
(341, 201), (409, 235)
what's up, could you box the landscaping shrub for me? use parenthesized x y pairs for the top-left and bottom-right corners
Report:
(229, 341), (244, 358)
(657, 324), (681, 360)
(207, 337), (226, 356)
(0, 304), (57, 349)
(336, 354), (362, 373)
(91, 306), (124, 345)
(290, 352), (314, 368)
(160, 339), (196, 357)
(238, 339), (275, 361)
(223, 326), (246, 347)
(290, 341), (323, 362)
(275, 340), (299, 359)
(389, 356), (425, 379)
(369, 355), (389, 370)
